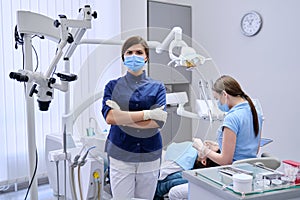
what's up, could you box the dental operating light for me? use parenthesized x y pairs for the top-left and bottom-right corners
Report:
(156, 27), (211, 69)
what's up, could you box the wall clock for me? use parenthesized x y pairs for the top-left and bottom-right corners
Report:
(241, 11), (262, 37)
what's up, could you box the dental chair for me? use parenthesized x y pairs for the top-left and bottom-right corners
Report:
(232, 153), (281, 170)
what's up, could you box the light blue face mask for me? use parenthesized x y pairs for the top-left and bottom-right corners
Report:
(217, 100), (229, 112)
(124, 55), (145, 72)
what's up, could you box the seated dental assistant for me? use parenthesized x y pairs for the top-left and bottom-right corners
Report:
(101, 36), (167, 200)
(168, 75), (263, 200)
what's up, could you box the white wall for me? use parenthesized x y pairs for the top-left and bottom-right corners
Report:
(72, 0), (122, 137)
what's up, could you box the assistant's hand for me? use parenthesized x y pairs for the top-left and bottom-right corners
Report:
(106, 100), (121, 110)
(143, 106), (167, 123)
(193, 138), (211, 158)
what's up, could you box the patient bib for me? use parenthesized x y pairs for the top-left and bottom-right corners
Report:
(164, 141), (197, 170)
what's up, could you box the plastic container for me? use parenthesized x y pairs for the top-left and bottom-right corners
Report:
(232, 173), (253, 193)
(283, 160), (300, 184)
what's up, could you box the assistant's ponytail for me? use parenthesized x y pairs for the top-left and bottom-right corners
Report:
(242, 93), (259, 137)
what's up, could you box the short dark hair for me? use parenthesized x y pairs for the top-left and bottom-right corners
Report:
(121, 36), (149, 61)
(193, 149), (220, 169)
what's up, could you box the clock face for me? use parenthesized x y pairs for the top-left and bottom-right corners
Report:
(241, 11), (262, 37)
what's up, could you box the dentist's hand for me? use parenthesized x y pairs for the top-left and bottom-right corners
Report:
(106, 100), (121, 110)
(193, 138), (211, 158)
(192, 138), (204, 151)
(143, 106), (167, 123)
(204, 140), (219, 152)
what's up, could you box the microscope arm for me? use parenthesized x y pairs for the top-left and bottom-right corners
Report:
(11, 6), (96, 111)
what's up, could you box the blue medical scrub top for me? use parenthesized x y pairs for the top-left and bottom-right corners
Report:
(217, 101), (263, 161)
(102, 71), (166, 162)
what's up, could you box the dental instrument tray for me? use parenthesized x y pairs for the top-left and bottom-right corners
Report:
(219, 166), (253, 177)
(192, 163), (300, 197)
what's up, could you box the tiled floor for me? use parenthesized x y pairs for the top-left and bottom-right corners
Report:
(0, 184), (56, 200)
(0, 184), (113, 200)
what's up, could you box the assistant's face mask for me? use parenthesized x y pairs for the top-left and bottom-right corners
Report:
(124, 55), (146, 72)
(217, 100), (229, 112)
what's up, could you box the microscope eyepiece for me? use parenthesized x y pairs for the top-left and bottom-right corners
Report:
(9, 72), (29, 82)
(37, 100), (51, 111)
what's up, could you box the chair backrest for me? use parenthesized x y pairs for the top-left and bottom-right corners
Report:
(232, 157), (281, 170)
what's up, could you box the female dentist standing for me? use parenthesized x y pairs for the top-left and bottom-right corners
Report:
(101, 36), (167, 199)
